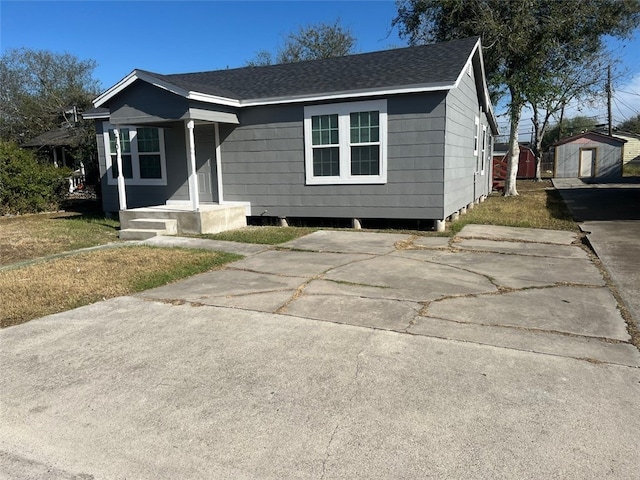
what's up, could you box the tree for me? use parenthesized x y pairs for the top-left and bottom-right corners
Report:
(0, 48), (100, 143)
(618, 114), (640, 134)
(247, 20), (356, 66)
(0, 140), (71, 214)
(393, 0), (640, 195)
(529, 52), (610, 180)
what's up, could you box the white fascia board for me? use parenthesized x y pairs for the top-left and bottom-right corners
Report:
(239, 83), (455, 107)
(94, 70), (191, 108)
(82, 111), (110, 120)
(452, 39), (499, 136)
(187, 92), (241, 107)
(93, 71), (138, 107)
(452, 38), (481, 90)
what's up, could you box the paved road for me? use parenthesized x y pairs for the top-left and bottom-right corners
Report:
(554, 177), (640, 328)
(2, 226), (639, 479)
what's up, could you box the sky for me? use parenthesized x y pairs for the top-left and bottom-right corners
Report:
(2, 0), (639, 139)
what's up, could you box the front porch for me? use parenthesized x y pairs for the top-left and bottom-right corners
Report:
(119, 203), (247, 240)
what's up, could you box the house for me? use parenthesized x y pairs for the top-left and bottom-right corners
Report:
(492, 142), (536, 190)
(613, 131), (640, 165)
(85, 37), (498, 237)
(553, 131), (626, 179)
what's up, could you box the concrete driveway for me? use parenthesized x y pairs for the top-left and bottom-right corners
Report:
(2, 225), (639, 479)
(554, 177), (640, 330)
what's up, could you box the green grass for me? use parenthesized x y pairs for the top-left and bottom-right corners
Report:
(623, 163), (640, 177)
(199, 226), (318, 245)
(448, 180), (577, 235)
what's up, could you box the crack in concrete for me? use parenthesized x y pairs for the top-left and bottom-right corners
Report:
(320, 331), (372, 480)
(412, 313), (629, 344)
(397, 328), (637, 368)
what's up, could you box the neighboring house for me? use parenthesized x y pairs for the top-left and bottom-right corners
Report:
(553, 131), (626, 179)
(492, 143), (536, 190)
(614, 131), (640, 165)
(85, 37), (498, 236)
(22, 125), (87, 191)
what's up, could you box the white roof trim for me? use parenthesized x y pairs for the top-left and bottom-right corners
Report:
(94, 70), (456, 109)
(94, 70), (192, 108)
(93, 42), (498, 132)
(450, 38), (498, 135)
(82, 111), (110, 119)
(239, 83), (455, 106)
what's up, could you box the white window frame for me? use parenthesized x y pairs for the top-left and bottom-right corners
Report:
(480, 125), (487, 175)
(102, 122), (167, 186)
(304, 100), (387, 185)
(473, 115), (480, 157)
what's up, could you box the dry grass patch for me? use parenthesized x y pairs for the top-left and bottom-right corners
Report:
(0, 211), (119, 266)
(1, 246), (240, 328)
(449, 180), (578, 234)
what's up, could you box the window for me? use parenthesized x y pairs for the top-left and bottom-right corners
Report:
(304, 100), (387, 185)
(480, 125), (487, 174)
(103, 123), (167, 185)
(473, 115), (479, 157)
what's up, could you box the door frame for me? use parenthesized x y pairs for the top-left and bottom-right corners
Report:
(578, 147), (597, 178)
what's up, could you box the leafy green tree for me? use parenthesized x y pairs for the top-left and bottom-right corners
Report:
(542, 116), (599, 152)
(393, 0), (640, 195)
(617, 114), (640, 134)
(247, 20), (356, 66)
(0, 141), (71, 214)
(0, 48), (100, 143)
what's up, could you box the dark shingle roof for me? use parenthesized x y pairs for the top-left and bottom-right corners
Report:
(141, 37), (479, 101)
(23, 126), (85, 147)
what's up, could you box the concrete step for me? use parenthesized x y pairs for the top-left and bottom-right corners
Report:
(119, 228), (166, 241)
(129, 218), (178, 234)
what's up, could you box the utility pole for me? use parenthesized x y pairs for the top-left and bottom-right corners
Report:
(607, 64), (612, 136)
(558, 101), (565, 141)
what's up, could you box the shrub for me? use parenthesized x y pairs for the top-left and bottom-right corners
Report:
(0, 141), (71, 214)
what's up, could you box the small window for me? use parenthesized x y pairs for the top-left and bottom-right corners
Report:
(103, 123), (167, 186)
(304, 100), (387, 185)
(481, 125), (487, 174)
(473, 116), (479, 157)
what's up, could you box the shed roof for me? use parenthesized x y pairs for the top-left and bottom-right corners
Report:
(553, 131), (627, 147)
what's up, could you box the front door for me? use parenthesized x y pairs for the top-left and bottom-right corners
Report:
(579, 148), (596, 178)
(194, 124), (219, 203)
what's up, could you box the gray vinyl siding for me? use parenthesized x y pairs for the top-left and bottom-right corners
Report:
(220, 93), (447, 219)
(98, 120), (190, 212)
(442, 66), (490, 218)
(109, 81), (189, 124)
(554, 137), (623, 178)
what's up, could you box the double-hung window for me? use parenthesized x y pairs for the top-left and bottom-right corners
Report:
(304, 100), (387, 184)
(103, 123), (167, 186)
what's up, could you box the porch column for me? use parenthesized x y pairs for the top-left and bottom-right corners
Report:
(185, 120), (200, 212)
(214, 122), (224, 203)
(113, 127), (127, 210)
